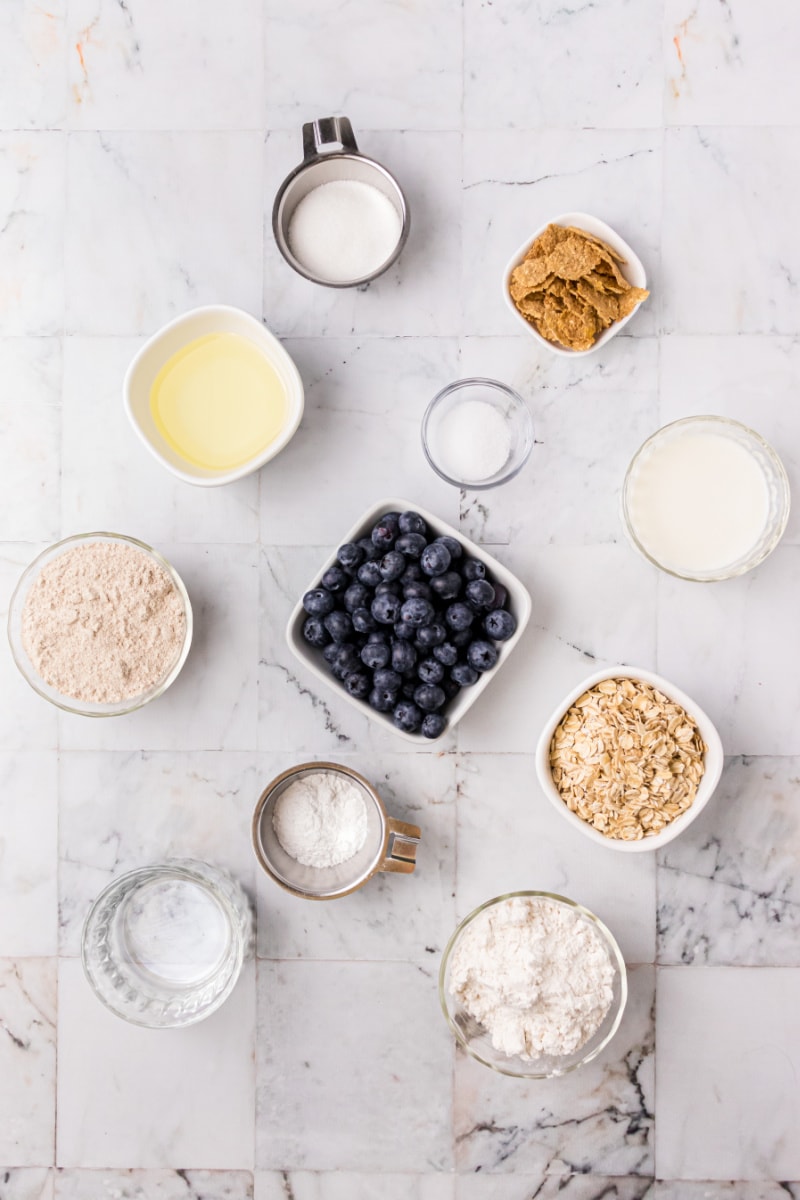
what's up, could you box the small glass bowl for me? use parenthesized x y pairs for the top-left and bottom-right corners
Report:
(439, 891), (627, 1079)
(7, 532), (193, 716)
(421, 378), (533, 489)
(622, 415), (790, 582)
(82, 860), (253, 1028)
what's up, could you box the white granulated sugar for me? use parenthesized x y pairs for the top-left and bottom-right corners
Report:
(448, 896), (615, 1060)
(287, 179), (402, 283)
(21, 541), (185, 704)
(433, 399), (512, 483)
(272, 771), (369, 869)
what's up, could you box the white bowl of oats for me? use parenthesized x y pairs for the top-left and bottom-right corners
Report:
(535, 666), (723, 852)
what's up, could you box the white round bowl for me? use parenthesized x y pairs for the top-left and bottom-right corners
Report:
(123, 305), (304, 487)
(534, 665), (723, 853)
(502, 211), (648, 358)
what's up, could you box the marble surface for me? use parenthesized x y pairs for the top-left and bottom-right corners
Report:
(2, 0), (800, 1194)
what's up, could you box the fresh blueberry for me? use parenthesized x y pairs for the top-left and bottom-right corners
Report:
(430, 571), (462, 600)
(361, 640), (390, 670)
(467, 639), (499, 672)
(393, 701), (424, 733)
(401, 679), (418, 700)
(452, 627), (473, 648)
(302, 616), (331, 648)
(452, 662), (479, 687)
(343, 583), (370, 613)
(401, 597), (436, 628)
(357, 536), (381, 562)
(371, 513), (401, 550)
(403, 580), (432, 602)
(418, 657), (445, 685)
(393, 619), (417, 641)
(421, 712), (447, 739)
(398, 511), (427, 536)
(302, 587), (335, 617)
(491, 582), (509, 610)
(357, 559), (383, 588)
(368, 686), (397, 713)
(380, 550), (406, 582)
(333, 643), (359, 672)
(371, 591), (402, 625)
(484, 609), (517, 641)
(374, 668), (402, 692)
(433, 641), (459, 667)
(322, 641), (340, 664)
(351, 606), (377, 634)
(445, 602), (474, 631)
(323, 610), (353, 642)
(400, 561), (424, 585)
(420, 542), (451, 577)
(395, 532), (427, 558)
(465, 579), (496, 611)
(416, 621), (447, 648)
(391, 640), (417, 674)
(368, 629), (389, 644)
(344, 671), (371, 700)
(322, 564), (350, 593)
(442, 675), (461, 702)
(461, 558), (486, 582)
(375, 580), (402, 597)
(337, 542), (365, 572)
(435, 535), (462, 561)
(414, 683), (446, 712)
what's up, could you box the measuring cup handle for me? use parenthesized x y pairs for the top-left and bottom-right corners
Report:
(302, 116), (359, 161)
(380, 817), (421, 875)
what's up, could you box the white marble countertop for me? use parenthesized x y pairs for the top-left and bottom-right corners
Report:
(2, 0), (800, 1197)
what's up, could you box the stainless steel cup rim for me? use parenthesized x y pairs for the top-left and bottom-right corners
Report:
(272, 116), (410, 289)
(251, 761), (419, 900)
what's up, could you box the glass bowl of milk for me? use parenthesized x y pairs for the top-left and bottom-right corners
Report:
(622, 416), (790, 582)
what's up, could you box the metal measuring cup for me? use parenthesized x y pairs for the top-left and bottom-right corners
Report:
(271, 116), (410, 288)
(252, 761), (420, 900)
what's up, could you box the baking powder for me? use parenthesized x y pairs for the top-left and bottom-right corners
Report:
(272, 771), (369, 869)
(448, 895), (615, 1060)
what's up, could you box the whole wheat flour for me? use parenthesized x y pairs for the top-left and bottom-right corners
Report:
(449, 895), (615, 1060)
(272, 771), (368, 869)
(21, 541), (185, 704)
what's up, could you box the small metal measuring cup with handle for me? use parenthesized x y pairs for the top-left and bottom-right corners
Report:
(252, 761), (420, 901)
(272, 116), (410, 288)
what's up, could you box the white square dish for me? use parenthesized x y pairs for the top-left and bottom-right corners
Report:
(123, 304), (305, 487)
(286, 499), (532, 744)
(534, 665), (724, 852)
(502, 211), (648, 358)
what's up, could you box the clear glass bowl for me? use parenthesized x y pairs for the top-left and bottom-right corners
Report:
(421, 377), (534, 489)
(439, 891), (627, 1079)
(81, 860), (253, 1028)
(622, 415), (790, 582)
(7, 532), (193, 716)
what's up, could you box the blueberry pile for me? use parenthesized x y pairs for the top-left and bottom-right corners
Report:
(300, 510), (517, 738)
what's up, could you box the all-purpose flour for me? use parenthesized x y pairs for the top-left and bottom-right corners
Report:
(272, 771), (369, 869)
(448, 895), (615, 1060)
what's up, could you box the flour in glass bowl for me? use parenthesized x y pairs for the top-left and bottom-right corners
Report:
(448, 895), (615, 1060)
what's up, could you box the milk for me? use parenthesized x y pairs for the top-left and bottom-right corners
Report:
(626, 428), (770, 575)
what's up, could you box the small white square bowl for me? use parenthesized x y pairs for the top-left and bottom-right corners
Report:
(123, 304), (304, 487)
(534, 665), (723, 853)
(286, 499), (532, 744)
(502, 212), (648, 358)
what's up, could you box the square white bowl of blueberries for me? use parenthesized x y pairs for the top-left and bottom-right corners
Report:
(286, 500), (532, 743)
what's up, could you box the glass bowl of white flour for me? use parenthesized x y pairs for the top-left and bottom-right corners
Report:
(439, 891), (627, 1078)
